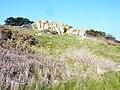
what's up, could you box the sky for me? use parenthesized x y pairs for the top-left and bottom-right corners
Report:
(0, 0), (120, 40)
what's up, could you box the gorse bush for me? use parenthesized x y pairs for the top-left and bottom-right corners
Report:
(0, 26), (37, 50)
(0, 26), (12, 40)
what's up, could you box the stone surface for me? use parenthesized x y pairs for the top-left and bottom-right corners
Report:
(32, 20), (86, 40)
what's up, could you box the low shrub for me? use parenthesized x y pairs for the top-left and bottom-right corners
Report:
(86, 29), (106, 37)
(0, 26), (37, 51)
(105, 34), (116, 40)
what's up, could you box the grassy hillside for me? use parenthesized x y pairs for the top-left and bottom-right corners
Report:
(19, 29), (120, 62)
(0, 27), (120, 90)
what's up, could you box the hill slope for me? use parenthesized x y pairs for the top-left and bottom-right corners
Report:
(0, 26), (120, 90)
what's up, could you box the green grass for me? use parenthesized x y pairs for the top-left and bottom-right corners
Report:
(83, 39), (120, 62)
(47, 71), (120, 90)
(1, 29), (120, 90)
(32, 34), (82, 57)
(17, 29), (120, 62)
(32, 24), (38, 29)
(19, 71), (120, 90)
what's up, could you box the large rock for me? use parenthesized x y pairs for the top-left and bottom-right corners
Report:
(31, 20), (69, 35)
(31, 20), (86, 40)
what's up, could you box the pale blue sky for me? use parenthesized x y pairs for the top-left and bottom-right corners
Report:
(0, 0), (120, 40)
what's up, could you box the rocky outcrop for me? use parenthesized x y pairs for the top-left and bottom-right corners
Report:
(32, 20), (68, 35)
(32, 20), (86, 40)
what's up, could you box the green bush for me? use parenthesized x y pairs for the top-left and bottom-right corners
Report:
(105, 34), (116, 40)
(86, 29), (106, 37)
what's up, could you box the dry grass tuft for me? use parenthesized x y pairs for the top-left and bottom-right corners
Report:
(60, 48), (119, 74)
(0, 47), (72, 90)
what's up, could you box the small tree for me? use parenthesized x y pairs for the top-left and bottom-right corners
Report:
(4, 17), (34, 26)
